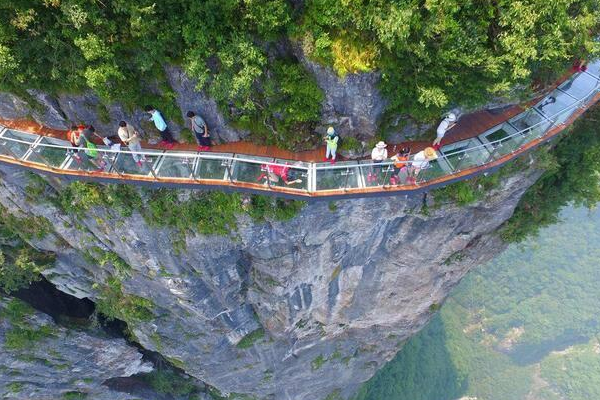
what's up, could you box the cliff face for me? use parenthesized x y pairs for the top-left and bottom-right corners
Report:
(0, 163), (542, 400)
(0, 295), (152, 399)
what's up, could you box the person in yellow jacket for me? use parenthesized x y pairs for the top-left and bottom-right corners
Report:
(323, 127), (338, 164)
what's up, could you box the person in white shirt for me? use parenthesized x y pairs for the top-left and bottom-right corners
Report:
(117, 121), (146, 167)
(433, 113), (457, 147)
(407, 146), (438, 184)
(368, 141), (388, 183)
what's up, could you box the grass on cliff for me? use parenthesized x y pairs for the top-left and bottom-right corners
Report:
(1, 298), (55, 350)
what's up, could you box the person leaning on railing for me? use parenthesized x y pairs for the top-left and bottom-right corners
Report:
(407, 147), (438, 185)
(433, 113), (457, 148)
(68, 124), (85, 163)
(389, 147), (411, 185)
(118, 121), (147, 167)
(186, 111), (211, 151)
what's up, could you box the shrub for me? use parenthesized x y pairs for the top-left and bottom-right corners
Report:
(236, 328), (265, 349)
(95, 277), (154, 325)
(0, 247), (54, 294)
(1, 298), (55, 350)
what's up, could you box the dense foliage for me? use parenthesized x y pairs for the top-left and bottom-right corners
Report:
(501, 104), (600, 242)
(0, 0), (598, 143)
(356, 205), (600, 400)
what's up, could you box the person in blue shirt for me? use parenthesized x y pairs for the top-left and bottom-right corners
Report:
(144, 105), (176, 149)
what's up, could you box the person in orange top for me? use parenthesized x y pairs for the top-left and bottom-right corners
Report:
(389, 147), (411, 185)
(67, 124), (85, 163)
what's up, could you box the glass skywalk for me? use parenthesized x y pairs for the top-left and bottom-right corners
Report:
(0, 62), (599, 199)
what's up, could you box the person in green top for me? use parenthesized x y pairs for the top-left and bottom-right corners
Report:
(323, 126), (338, 164)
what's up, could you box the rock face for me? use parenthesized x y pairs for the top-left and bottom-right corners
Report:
(293, 45), (388, 140)
(0, 163), (542, 400)
(0, 295), (152, 400)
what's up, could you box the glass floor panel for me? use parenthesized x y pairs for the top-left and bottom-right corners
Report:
(64, 147), (113, 173)
(508, 108), (553, 137)
(0, 130), (37, 159)
(479, 123), (525, 159)
(359, 161), (395, 187)
(266, 159), (309, 190)
(441, 138), (489, 171)
(535, 90), (578, 125)
(157, 153), (197, 178)
(112, 149), (162, 176)
(316, 161), (360, 190)
(231, 155), (273, 184)
(196, 153), (231, 180)
(26, 137), (71, 167)
(585, 59), (600, 79)
(558, 72), (600, 102)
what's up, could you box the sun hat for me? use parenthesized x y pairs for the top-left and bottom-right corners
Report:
(327, 127), (335, 136)
(375, 141), (387, 148)
(446, 113), (457, 122)
(424, 147), (438, 160)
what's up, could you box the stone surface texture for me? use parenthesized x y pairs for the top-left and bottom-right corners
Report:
(0, 295), (152, 400)
(0, 162), (542, 400)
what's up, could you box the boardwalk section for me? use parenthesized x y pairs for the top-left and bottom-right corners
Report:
(0, 62), (599, 201)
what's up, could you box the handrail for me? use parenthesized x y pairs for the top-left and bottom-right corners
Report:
(0, 64), (599, 199)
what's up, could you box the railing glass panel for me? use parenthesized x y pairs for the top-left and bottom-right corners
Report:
(196, 153), (232, 180)
(157, 152), (197, 179)
(113, 148), (162, 176)
(441, 138), (490, 171)
(417, 157), (452, 183)
(232, 155), (273, 185)
(315, 161), (360, 191)
(359, 161), (395, 187)
(536, 90), (578, 125)
(27, 137), (70, 167)
(0, 130), (36, 159)
(269, 159), (310, 191)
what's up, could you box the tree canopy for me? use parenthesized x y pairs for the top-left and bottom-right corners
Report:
(0, 0), (598, 141)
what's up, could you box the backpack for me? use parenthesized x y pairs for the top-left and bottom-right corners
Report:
(84, 140), (98, 158)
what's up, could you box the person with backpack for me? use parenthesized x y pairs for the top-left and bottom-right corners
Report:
(145, 105), (176, 149)
(323, 127), (338, 164)
(186, 111), (211, 151)
(79, 125), (107, 172)
(117, 121), (146, 167)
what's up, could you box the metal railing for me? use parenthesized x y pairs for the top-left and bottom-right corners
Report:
(0, 62), (599, 198)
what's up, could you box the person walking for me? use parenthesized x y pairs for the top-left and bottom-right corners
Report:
(117, 121), (146, 167)
(79, 125), (106, 171)
(433, 113), (457, 148)
(323, 127), (338, 164)
(145, 105), (176, 149)
(186, 111), (211, 151)
(368, 141), (388, 183)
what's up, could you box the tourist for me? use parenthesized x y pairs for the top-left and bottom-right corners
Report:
(117, 121), (146, 167)
(407, 147), (438, 184)
(389, 147), (411, 185)
(432, 113), (457, 147)
(67, 125), (84, 163)
(144, 105), (176, 149)
(257, 162), (303, 186)
(323, 127), (338, 164)
(368, 141), (388, 183)
(186, 111), (211, 151)
(79, 125), (106, 171)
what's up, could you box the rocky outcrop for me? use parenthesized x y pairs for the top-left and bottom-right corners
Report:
(0, 162), (542, 400)
(293, 45), (388, 140)
(0, 295), (152, 399)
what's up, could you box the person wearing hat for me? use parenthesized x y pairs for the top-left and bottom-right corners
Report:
(407, 146), (438, 185)
(323, 127), (338, 164)
(433, 113), (457, 147)
(368, 141), (388, 183)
